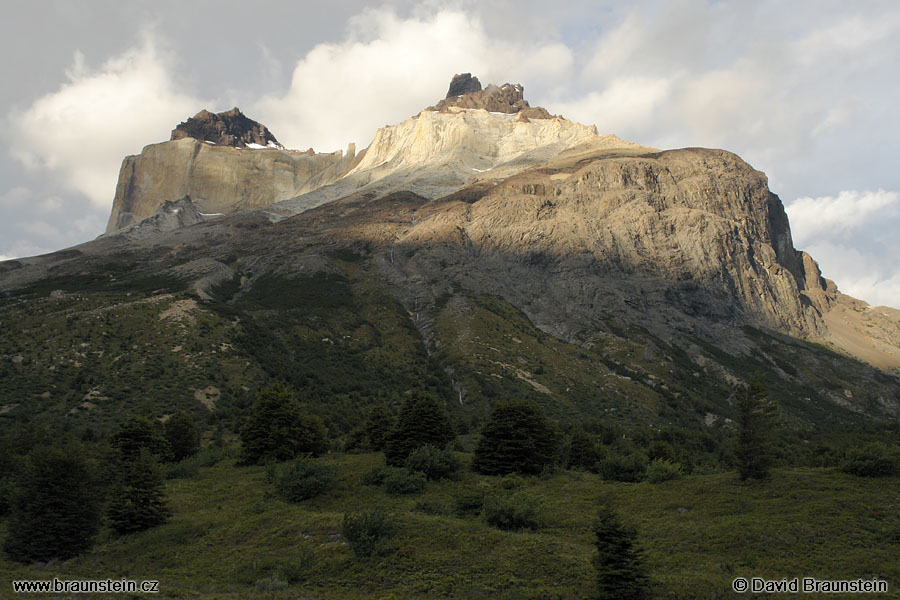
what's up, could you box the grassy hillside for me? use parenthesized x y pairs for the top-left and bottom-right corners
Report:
(1, 449), (897, 599)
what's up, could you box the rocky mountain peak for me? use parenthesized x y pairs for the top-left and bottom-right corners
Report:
(170, 107), (283, 149)
(429, 74), (552, 119)
(446, 73), (482, 97)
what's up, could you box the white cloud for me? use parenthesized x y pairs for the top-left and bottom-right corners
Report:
(253, 8), (574, 152)
(804, 240), (900, 308)
(7, 35), (205, 209)
(786, 189), (899, 246)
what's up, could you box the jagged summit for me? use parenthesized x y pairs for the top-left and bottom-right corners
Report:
(170, 107), (283, 149)
(429, 74), (552, 119)
(446, 73), (482, 97)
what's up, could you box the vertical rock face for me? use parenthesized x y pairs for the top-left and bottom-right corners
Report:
(106, 114), (359, 234)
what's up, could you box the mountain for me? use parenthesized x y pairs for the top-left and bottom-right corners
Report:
(1, 75), (898, 433)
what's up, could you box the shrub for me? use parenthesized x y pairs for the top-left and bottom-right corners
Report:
(384, 393), (455, 466)
(598, 452), (648, 482)
(240, 383), (328, 465)
(275, 457), (338, 502)
(255, 576), (289, 592)
(3, 443), (103, 562)
(454, 489), (485, 517)
(342, 509), (399, 557)
(360, 464), (394, 486)
(383, 469), (427, 495)
(413, 497), (451, 516)
(404, 445), (461, 481)
(646, 459), (683, 483)
(840, 443), (900, 477)
(593, 505), (650, 600)
(472, 401), (560, 475)
(482, 492), (542, 531)
(500, 473), (525, 489)
(107, 450), (172, 535)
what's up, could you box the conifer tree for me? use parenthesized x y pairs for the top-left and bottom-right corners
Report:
(383, 393), (454, 466)
(240, 383), (327, 465)
(3, 444), (103, 562)
(107, 450), (172, 535)
(592, 505), (650, 600)
(735, 374), (777, 480)
(364, 404), (395, 451)
(164, 411), (201, 461)
(472, 401), (559, 475)
(111, 416), (172, 461)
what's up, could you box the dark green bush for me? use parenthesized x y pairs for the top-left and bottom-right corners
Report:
(454, 489), (485, 517)
(360, 464), (394, 486)
(275, 457), (338, 502)
(593, 505), (650, 600)
(840, 443), (900, 477)
(483, 492), (542, 531)
(404, 444), (461, 480)
(413, 497), (451, 516)
(382, 469), (427, 495)
(646, 459), (683, 483)
(342, 509), (399, 557)
(598, 452), (648, 482)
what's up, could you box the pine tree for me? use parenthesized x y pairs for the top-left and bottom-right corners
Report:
(3, 444), (103, 562)
(111, 416), (172, 461)
(107, 450), (172, 535)
(593, 505), (650, 600)
(735, 374), (777, 481)
(472, 401), (559, 475)
(164, 411), (201, 461)
(383, 393), (454, 466)
(240, 383), (328, 465)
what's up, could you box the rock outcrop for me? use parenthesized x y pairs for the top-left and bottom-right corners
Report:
(171, 107), (282, 149)
(430, 77), (552, 119)
(446, 73), (482, 97)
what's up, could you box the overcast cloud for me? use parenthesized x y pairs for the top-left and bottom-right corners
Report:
(1, 0), (898, 308)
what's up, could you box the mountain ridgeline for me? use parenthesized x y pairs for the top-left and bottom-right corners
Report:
(1, 73), (898, 436)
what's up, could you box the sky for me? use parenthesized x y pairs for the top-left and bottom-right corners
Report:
(1, 0), (898, 308)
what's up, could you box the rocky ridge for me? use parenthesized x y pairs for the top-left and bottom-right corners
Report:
(171, 107), (283, 149)
(429, 75), (552, 119)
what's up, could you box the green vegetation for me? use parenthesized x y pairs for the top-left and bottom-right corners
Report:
(735, 375), (777, 480)
(341, 508), (400, 557)
(840, 442), (900, 477)
(107, 450), (172, 535)
(404, 444), (462, 481)
(165, 411), (201, 461)
(239, 383), (327, 464)
(3, 443), (102, 562)
(593, 505), (650, 600)
(383, 393), (455, 466)
(2, 450), (898, 598)
(274, 457), (338, 502)
(482, 492), (542, 531)
(473, 401), (559, 475)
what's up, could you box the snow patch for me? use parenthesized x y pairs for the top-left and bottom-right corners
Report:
(245, 143), (266, 149)
(199, 212), (225, 217)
